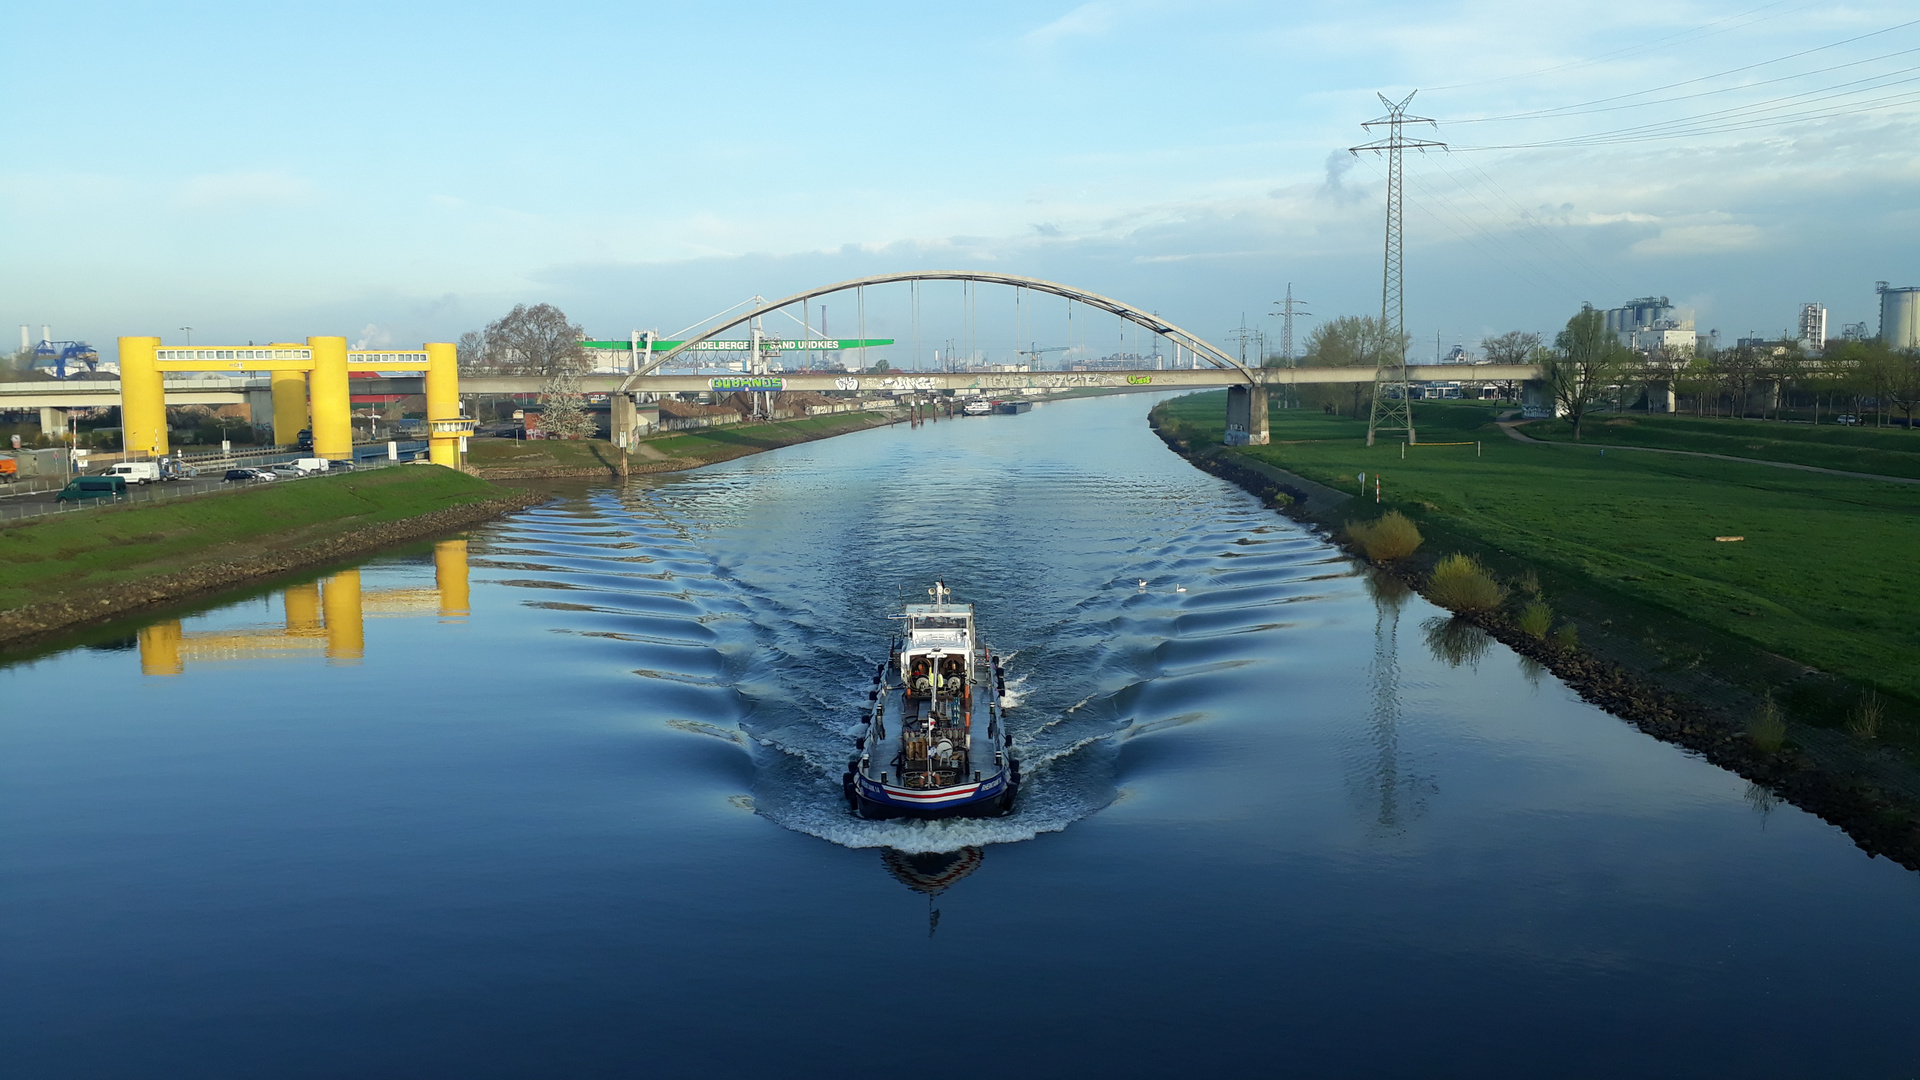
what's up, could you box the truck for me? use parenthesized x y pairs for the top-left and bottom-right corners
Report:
(106, 461), (163, 484)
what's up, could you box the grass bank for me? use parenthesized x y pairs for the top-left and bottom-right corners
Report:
(0, 466), (539, 650)
(1525, 411), (1920, 479)
(467, 410), (900, 479)
(1153, 393), (1920, 865)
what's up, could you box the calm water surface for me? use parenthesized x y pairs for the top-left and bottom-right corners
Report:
(5, 394), (1917, 1078)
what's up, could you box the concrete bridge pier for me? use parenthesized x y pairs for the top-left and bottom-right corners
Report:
(38, 406), (69, 439)
(611, 392), (639, 447)
(1644, 380), (1676, 413)
(1224, 384), (1268, 446)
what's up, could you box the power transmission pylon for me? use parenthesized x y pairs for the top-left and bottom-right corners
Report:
(1351, 91), (1444, 446)
(1269, 282), (1311, 362)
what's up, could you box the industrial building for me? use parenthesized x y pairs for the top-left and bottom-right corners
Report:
(1878, 282), (1920, 349)
(1603, 296), (1697, 356)
(1798, 303), (1827, 352)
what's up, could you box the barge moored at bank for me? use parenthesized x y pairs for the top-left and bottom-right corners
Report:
(845, 582), (1017, 819)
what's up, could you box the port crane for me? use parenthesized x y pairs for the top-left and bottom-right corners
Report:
(1017, 344), (1071, 369)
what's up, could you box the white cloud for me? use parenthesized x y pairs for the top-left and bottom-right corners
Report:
(1631, 223), (1764, 256)
(1021, 2), (1117, 47)
(175, 171), (316, 212)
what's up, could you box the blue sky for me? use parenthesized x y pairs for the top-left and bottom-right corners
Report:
(4, 0), (1917, 362)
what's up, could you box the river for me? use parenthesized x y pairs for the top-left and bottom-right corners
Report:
(4, 393), (1916, 1078)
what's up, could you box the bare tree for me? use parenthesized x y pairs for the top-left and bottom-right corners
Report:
(484, 304), (586, 376)
(538, 367), (595, 439)
(1300, 315), (1408, 418)
(456, 330), (487, 374)
(1544, 305), (1629, 440)
(1481, 330), (1541, 402)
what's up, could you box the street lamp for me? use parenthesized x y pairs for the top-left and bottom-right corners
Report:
(179, 326), (193, 346)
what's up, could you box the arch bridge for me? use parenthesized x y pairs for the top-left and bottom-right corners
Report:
(598, 271), (1538, 446)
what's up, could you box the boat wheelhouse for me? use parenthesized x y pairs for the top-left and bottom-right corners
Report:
(845, 582), (1017, 819)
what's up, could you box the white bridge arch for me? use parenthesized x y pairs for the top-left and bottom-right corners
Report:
(616, 270), (1256, 390)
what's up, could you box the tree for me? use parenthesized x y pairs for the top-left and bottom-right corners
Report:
(1481, 330), (1542, 401)
(1299, 315), (1406, 418)
(1884, 350), (1920, 429)
(1544, 305), (1629, 440)
(456, 330), (486, 374)
(865, 358), (891, 373)
(483, 303), (586, 376)
(537, 367), (595, 440)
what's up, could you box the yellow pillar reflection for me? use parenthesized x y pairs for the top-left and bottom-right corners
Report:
(285, 582), (322, 634)
(434, 540), (470, 618)
(138, 620), (185, 676)
(322, 570), (364, 663)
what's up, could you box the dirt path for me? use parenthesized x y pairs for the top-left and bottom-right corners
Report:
(1496, 419), (1920, 486)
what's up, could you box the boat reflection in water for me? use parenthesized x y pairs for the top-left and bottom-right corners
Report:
(881, 846), (985, 937)
(135, 539), (472, 676)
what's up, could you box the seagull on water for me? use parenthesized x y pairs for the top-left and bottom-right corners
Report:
(1175, 585), (1187, 593)
(1137, 579), (1148, 589)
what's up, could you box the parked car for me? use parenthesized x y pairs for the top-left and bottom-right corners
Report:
(327, 459), (356, 471)
(56, 475), (128, 502)
(223, 468), (270, 482)
(1835, 414), (1861, 425)
(269, 463), (304, 479)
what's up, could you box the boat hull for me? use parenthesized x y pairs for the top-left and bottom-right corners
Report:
(849, 768), (1016, 820)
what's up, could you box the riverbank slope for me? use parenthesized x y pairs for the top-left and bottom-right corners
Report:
(1151, 392), (1920, 869)
(467, 410), (902, 479)
(0, 466), (541, 651)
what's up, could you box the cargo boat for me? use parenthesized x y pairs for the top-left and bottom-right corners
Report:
(845, 582), (1017, 819)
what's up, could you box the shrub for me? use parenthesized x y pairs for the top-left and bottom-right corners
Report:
(1347, 510), (1423, 561)
(1518, 600), (1553, 640)
(1426, 553), (1507, 613)
(1749, 692), (1786, 754)
(1848, 691), (1883, 740)
(1517, 568), (1541, 597)
(1553, 623), (1579, 650)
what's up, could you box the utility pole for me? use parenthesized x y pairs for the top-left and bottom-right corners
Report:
(1269, 283), (1311, 362)
(1352, 91), (1444, 446)
(1225, 315), (1257, 370)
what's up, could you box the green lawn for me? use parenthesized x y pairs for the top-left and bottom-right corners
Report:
(0, 466), (504, 610)
(1157, 393), (1920, 704)
(466, 437), (627, 471)
(1526, 411), (1920, 479)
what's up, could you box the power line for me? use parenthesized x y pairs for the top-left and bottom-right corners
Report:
(1426, 0), (1820, 92)
(1447, 41), (1920, 125)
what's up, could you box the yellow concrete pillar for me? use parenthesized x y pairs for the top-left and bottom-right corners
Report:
(118, 336), (168, 456)
(138, 620), (185, 676)
(307, 336), (352, 461)
(425, 341), (461, 467)
(271, 370), (309, 447)
(322, 570), (364, 663)
(434, 539), (470, 618)
(285, 582), (322, 634)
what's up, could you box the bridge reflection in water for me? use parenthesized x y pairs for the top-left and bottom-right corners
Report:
(136, 540), (470, 676)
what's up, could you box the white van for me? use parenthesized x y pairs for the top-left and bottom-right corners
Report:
(292, 457), (329, 474)
(107, 461), (162, 484)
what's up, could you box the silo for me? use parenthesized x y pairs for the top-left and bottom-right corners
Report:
(1879, 282), (1920, 348)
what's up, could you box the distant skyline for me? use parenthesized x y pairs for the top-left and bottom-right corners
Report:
(4, 0), (1917, 362)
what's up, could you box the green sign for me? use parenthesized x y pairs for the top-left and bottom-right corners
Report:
(709, 376), (785, 391)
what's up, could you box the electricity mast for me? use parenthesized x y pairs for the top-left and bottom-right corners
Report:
(1351, 91), (1444, 446)
(1269, 284), (1312, 409)
(1270, 283), (1311, 360)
